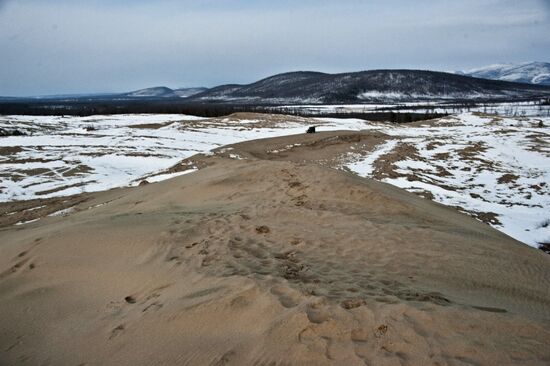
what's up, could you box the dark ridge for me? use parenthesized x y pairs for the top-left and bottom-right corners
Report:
(187, 69), (550, 104)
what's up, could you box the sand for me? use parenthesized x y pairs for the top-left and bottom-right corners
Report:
(1, 130), (550, 365)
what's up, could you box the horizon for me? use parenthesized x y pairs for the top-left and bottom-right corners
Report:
(1, 0), (550, 96)
(3, 63), (550, 98)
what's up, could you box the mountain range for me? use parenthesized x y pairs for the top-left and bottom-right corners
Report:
(123, 86), (208, 98)
(2, 63), (550, 105)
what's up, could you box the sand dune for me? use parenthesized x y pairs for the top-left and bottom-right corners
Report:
(1, 131), (550, 365)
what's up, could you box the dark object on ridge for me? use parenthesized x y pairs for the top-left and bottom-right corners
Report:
(306, 126), (316, 133)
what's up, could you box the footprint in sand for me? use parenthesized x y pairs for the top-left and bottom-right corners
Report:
(0, 257), (33, 280)
(298, 326), (330, 356)
(255, 225), (270, 234)
(109, 324), (125, 340)
(167, 255), (181, 264)
(142, 302), (163, 313)
(472, 305), (507, 313)
(201, 255), (217, 267)
(290, 238), (304, 246)
(270, 285), (302, 308)
(288, 181), (302, 188)
(212, 350), (235, 366)
(15, 250), (37, 271)
(124, 295), (137, 304)
(306, 302), (331, 324)
(374, 324), (388, 338)
(274, 250), (297, 261)
(185, 242), (200, 249)
(350, 328), (369, 343)
(292, 195), (307, 207)
(341, 298), (366, 309)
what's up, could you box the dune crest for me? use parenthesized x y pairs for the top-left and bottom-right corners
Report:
(1, 131), (550, 366)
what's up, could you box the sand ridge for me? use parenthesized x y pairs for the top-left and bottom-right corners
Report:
(1, 131), (550, 365)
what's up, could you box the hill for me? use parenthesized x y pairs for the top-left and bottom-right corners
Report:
(124, 86), (208, 98)
(187, 69), (550, 104)
(458, 62), (550, 86)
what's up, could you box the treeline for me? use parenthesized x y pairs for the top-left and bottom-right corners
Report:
(0, 100), (447, 122)
(0, 99), (222, 117)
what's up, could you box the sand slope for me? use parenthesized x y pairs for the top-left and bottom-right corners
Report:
(1, 131), (550, 365)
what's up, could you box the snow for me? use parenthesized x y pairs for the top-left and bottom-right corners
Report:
(532, 74), (550, 84)
(268, 143), (303, 154)
(0, 113), (373, 202)
(343, 112), (550, 248)
(144, 170), (198, 183)
(346, 140), (398, 177)
(228, 154), (245, 160)
(48, 207), (75, 217)
(460, 61), (550, 85)
(358, 91), (412, 100)
(14, 218), (40, 226)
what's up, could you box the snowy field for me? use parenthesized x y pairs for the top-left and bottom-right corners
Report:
(342, 113), (550, 249)
(0, 114), (364, 201)
(0, 112), (548, 249)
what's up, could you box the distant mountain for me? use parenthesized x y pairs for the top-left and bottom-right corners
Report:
(123, 86), (208, 98)
(187, 70), (550, 104)
(458, 62), (550, 86)
(124, 86), (177, 98)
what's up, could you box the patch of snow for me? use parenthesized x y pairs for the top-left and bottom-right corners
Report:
(346, 140), (398, 177)
(145, 169), (198, 183)
(48, 207), (75, 217)
(14, 218), (40, 226)
(228, 154), (245, 160)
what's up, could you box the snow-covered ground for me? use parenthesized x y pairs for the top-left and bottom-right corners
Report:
(342, 113), (550, 249)
(0, 114), (364, 201)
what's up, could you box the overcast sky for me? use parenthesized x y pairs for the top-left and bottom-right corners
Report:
(1, 0), (549, 96)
